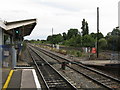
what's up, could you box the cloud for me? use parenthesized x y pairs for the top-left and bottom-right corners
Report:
(0, 0), (119, 40)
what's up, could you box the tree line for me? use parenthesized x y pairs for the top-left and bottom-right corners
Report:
(29, 19), (120, 51)
(46, 19), (120, 51)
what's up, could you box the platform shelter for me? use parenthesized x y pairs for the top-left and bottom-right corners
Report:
(0, 19), (37, 68)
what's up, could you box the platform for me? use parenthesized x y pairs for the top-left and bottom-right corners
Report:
(80, 60), (120, 66)
(79, 60), (120, 70)
(2, 68), (11, 88)
(2, 68), (41, 89)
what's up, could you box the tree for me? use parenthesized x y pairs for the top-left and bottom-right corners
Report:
(47, 34), (63, 44)
(47, 35), (52, 43)
(98, 32), (104, 40)
(111, 27), (120, 36)
(67, 29), (79, 39)
(99, 38), (107, 50)
(63, 34), (82, 47)
(82, 35), (95, 47)
(62, 32), (67, 40)
(90, 32), (104, 40)
(75, 35), (82, 47)
(106, 34), (120, 51)
(107, 36), (117, 51)
(41, 40), (46, 43)
(105, 27), (120, 51)
(81, 19), (86, 36)
(86, 21), (89, 35)
(81, 19), (89, 36)
(54, 34), (63, 44)
(64, 36), (76, 46)
(90, 32), (97, 39)
(37, 39), (40, 41)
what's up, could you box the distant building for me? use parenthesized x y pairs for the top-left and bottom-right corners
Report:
(118, 1), (120, 29)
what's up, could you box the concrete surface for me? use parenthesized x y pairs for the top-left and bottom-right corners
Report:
(21, 69), (36, 88)
(8, 69), (22, 88)
(2, 68), (11, 87)
(80, 60), (120, 66)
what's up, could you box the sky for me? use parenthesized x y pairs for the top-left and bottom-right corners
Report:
(0, 0), (120, 40)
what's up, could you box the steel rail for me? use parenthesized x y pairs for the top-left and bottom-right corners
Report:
(33, 45), (120, 81)
(31, 45), (120, 89)
(28, 45), (77, 90)
(27, 47), (50, 90)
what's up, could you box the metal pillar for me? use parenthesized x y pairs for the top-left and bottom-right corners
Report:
(12, 46), (17, 68)
(0, 28), (3, 68)
(0, 28), (3, 90)
(10, 31), (17, 68)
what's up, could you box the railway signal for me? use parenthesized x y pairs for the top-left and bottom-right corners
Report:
(14, 30), (20, 40)
(15, 30), (19, 34)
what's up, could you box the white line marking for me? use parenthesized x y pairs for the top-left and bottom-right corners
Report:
(32, 69), (41, 90)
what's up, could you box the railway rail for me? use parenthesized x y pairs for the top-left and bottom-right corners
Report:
(28, 46), (77, 90)
(30, 44), (120, 89)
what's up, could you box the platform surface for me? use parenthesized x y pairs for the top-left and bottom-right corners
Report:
(21, 69), (36, 88)
(8, 69), (22, 88)
(2, 68), (11, 87)
(2, 68), (41, 89)
(80, 60), (120, 66)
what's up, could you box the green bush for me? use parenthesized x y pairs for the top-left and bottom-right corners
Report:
(76, 51), (82, 57)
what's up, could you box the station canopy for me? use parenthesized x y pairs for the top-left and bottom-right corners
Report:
(0, 19), (37, 37)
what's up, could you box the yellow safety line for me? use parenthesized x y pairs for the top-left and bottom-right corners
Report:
(2, 70), (14, 90)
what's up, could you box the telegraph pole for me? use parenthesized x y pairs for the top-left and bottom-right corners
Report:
(97, 7), (99, 58)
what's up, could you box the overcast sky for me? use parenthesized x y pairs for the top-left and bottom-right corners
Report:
(0, 0), (120, 40)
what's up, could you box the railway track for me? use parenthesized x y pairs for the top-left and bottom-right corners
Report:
(28, 46), (77, 90)
(30, 44), (120, 89)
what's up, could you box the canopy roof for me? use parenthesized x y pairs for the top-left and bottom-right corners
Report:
(0, 19), (37, 36)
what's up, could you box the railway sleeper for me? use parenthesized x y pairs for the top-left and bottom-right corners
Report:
(95, 78), (108, 81)
(45, 79), (66, 83)
(29, 61), (47, 65)
(46, 79), (63, 82)
(46, 80), (65, 83)
(47, 83), (68, 87)
(38, 63), (48, 66)
(100, 81), (120, 88)
(48, 62), (63, 65)
(100, 79), (113, 83)
(93, 76), (105, 79)
(45, 78), (73, 87)
(105, 83), (120, 87)
(47, 82), (67, 86)
(108, 85), (120, 88)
